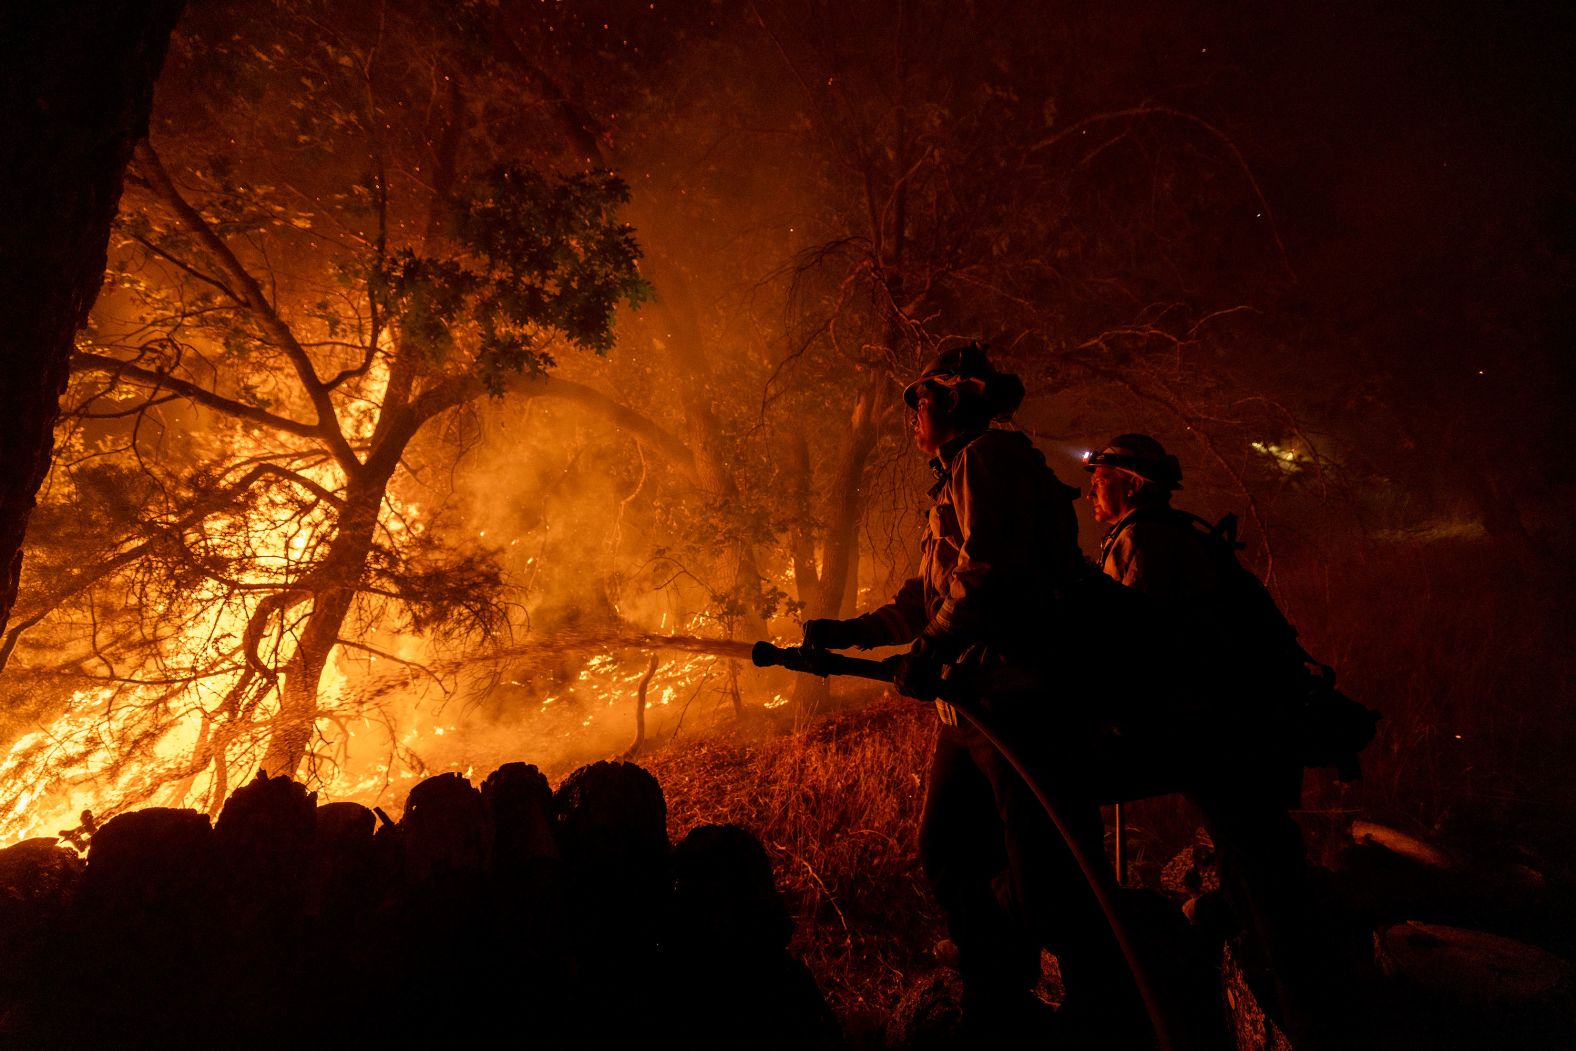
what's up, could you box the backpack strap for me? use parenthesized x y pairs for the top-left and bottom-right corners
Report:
(1208, 512), (1245, 552)
(1098, 506), (1212, 568)
(1098, 507), (1315, 656)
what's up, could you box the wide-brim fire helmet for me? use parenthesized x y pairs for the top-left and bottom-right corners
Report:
(901, 342), (1025, 421)
(1084, 433), (1184, 490)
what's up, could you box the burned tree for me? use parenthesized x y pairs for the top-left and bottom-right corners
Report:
(64, 151), (641, 779)
(0, 7), (647, 827)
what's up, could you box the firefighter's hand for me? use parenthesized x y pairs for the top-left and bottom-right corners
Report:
(893, 640), (944, 702)
(802, 618), (863, 651)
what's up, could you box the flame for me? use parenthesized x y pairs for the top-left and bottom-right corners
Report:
(1, 551), (744, 846)
(0, 343), (779, 846)
(1, 353), (419, 841)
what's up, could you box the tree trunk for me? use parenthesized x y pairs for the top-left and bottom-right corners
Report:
(623, 652), (660, 759)
(786, 433), (821, 610)
(0, 0), (184, 634)
(791, 372), (887, 712)
(259, 473), (387, 776)
(810, 372), (886, 621)
(261, 585), (357, 778)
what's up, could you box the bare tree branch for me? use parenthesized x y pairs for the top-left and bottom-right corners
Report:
(133, 141), (362, 469)
(0, 462), (340, 669)
(71, 350), (323, 440)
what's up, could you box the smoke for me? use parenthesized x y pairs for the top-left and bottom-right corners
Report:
(4, 0), (1573, 845)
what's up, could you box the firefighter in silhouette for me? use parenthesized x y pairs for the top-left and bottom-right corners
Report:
(1086, 433), (1345, 1049)
(802, 345), (1136, 1042)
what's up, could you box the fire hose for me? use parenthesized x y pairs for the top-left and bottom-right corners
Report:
(752, 640), (1181, 1051)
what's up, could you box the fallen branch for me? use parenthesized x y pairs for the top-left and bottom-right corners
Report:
(624, 652), (661, 759)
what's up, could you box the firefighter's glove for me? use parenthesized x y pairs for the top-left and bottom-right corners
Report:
(893, 639), (945, 702)
(802, 618), (864, 652)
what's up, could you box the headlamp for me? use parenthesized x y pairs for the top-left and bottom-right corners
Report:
(1085, 450), (1157, 473)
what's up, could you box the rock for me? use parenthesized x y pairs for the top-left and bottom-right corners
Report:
(481, 761), (559, 873)
(671, 823), (792, 957)
(316, 799), (375, 839)
(305, 801), (388, 1045)
(1330, 839), (1450, 924)
(74, 808), (220, 1046)
(665, 824), (838, 1048)
(478, 761), (569, 1038)
(1338, 822), (1556, 939)
(0, 838), (84, 992)
(0, 837), (83, 916)
(211, 768), (318, 1045)
(400, 771), (486, 883)
(215, 769), (317, 843)
(214, 769), (317, 915)
(79, 807), (215, 915)
(552, 760), (669, 920)
(552, 761), (671, 1041)
(0, 764), (848, 1049)
(553, 760), (668, 863)
(311, 801), (378, 915)
(1374, 921), (1576, 1049)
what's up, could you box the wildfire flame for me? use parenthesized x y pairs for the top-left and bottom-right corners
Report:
(1, 544), (775, 846)
(0, 343), (781, 847)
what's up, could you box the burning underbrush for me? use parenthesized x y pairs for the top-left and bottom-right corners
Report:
(4, 679), (1575, 1050)
(0, 680), (943, 1049)
(0, 623), (776, 851)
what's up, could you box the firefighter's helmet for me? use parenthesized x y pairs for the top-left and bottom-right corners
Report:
(901, 343), (1024, 421)
(1084, 433), (1183, 490)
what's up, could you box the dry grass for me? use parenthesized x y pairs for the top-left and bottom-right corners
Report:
(641, 685), (945, 1035)
(609, 540), (1576, 1041)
